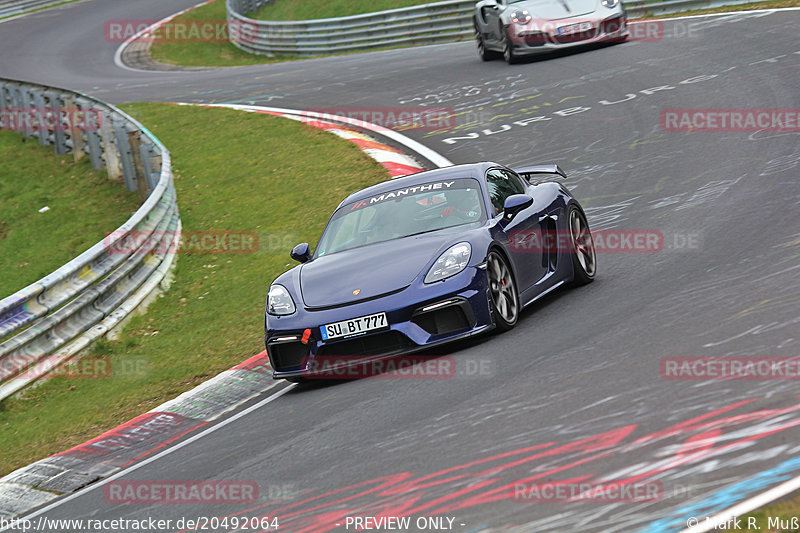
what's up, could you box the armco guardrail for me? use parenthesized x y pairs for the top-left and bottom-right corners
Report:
(226, 0), (474, 56)
(0, 0), (68, 19)
(226, 0), (762, 57)
(0, 78), (180, 401)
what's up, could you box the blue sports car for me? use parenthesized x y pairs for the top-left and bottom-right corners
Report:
(264, 162), (596, 381)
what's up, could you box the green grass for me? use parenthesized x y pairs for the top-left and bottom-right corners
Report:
(149, 0), (281, 66)
(0, 103), (388, 477)
(250, 0), (434, 20)
(0, 131), (139, 298)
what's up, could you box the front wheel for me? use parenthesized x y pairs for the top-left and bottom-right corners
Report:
(475, 25), (500, 61)
(568, 206), (596, 285)
(487, 250), (519, 331)
(502, 26), (519, 64)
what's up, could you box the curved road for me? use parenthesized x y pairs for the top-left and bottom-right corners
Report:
(2, 2), (800, 531)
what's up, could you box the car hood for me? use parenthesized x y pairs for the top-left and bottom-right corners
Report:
(299, 231), (462, 309)
(521, 0), (598, 20)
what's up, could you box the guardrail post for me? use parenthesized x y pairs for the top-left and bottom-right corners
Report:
(139, 140), (158, 189)
(99, 111), (123, 182)
(19, 85), (35, 139)
(0, 83), (10, 133)
(31, 89), (49, 146)
(47, 91), (68, 155)
(127, 130), (149, 202)
(114, 121), (137, 192)
(8, 84), (20, 111)
(80, 99), (104, 170)
(64, 95), (85, 162)
(149, 151), (163, 189)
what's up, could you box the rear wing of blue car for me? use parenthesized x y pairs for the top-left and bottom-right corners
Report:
(513, 164), (567, 182)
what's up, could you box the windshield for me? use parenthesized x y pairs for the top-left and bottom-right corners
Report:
(315, 178), (485, 257)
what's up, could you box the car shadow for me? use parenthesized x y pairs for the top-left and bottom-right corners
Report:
(284, 280), (599, 392)
(508, 39), (625, 65)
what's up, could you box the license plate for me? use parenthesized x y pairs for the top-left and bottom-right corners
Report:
(558, 21), (594, 35)
(321, 312), (388, 340)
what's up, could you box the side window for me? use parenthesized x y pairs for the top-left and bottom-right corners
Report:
(486, 169), (525, 216)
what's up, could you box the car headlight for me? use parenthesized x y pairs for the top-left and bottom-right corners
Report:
(511, 10), (532, 24)
(601, 0), (619, 7)
(267, 284), (296, 316)
(425, 242), (472, 284)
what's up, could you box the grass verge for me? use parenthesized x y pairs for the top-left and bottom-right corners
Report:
(0, 104), (388, 477)
(149, 0), (282, 67)
(0, 131), (139, 298)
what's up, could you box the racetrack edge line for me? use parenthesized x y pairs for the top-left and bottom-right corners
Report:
(680, 474), (800, 532)
(0, 384), (295, 529)
(187, 103), (454, 169)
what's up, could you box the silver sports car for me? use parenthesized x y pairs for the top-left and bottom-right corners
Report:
(473, 0), (629, 63)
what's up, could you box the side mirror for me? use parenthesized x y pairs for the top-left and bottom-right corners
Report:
(503, 194), (533, 221)
(290, 242), (311, 263)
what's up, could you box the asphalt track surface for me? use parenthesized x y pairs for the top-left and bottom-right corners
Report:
(2, 2), (800, 532)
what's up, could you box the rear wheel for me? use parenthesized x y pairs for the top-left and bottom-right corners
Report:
(568, 206), (596, 285)
(487, 250), (519, 331)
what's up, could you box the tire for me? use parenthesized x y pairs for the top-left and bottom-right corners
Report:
(502, 26), (519, 64)
(487, 250), (519, 331)
(568, 206), (596, 285)
(475, 23), (499, 61)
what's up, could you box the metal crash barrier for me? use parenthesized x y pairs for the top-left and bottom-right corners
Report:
(0, 78), (180, 401)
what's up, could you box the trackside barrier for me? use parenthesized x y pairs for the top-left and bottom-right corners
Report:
(0, 0), (66, 19)
(225, 0), (766, 56)
(226, 0), (475, 56)
(0, 78), (180, 401)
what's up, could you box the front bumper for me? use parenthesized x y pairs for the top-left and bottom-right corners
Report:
(510, 14), (628, 53)
(265, 266), (493, 380)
